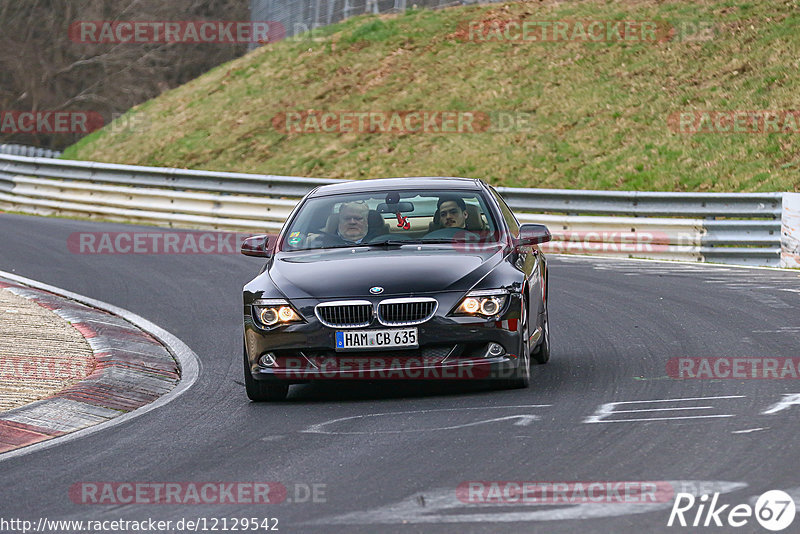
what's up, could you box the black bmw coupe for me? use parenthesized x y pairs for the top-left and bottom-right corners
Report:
(241, 177), (551, 401)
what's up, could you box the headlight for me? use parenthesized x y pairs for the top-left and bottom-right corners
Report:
(454, 290), (509, 317)
(253, 299), (303, 327)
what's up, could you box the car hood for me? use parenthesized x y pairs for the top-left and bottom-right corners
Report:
(267, 246), (506, 299)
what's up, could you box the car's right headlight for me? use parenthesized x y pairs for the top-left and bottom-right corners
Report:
(452, 290), (509, 318)
(252, 299), (304, 327)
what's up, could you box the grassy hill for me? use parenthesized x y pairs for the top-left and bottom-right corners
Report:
(63, 0), (800, 192)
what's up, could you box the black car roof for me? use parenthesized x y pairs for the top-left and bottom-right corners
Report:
(310, 177), (484, 197)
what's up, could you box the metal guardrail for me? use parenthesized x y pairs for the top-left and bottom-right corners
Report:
(496, 187), (782, 219)
(0, 144), (61, 159)
(0, 154), (338, 197)
(0, 154), (786, 267)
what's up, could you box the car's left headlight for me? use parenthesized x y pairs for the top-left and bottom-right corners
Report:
(252, 299), (304, 327)
(453, 290), (509, 317)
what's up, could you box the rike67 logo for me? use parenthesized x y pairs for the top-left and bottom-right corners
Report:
(668, 490), (795, 531)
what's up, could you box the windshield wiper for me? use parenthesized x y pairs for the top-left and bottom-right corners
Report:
(416, 239), (456, 244)
(360, 239), (415, 247)
(291, 241), (410, 251)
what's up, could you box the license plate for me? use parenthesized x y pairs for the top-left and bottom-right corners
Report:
(335, 328), (418, 351)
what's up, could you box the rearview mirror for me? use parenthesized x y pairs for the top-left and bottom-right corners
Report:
(517, 224), (551, 246)
(241, 235), (271, 258)
(376, 201), (414, 213)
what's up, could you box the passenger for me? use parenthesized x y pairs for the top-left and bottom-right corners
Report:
(436, 196), (469, 229)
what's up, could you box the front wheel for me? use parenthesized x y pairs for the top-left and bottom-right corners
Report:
(504, 351), (531, 389)
(532, 299), (550, 364)
(243, 349), (289, 401)
(503, 313), (531, 389)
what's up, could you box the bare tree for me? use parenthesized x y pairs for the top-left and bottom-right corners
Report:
(0, 0), (249, 148)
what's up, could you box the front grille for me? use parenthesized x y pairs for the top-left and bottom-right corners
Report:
(377, 298), (438, 326)
(315, 301), (373, 328)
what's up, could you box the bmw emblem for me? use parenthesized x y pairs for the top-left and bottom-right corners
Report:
(369, 286), (384, 295)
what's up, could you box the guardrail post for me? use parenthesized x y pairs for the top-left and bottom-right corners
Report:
(781, 192), (800, 268)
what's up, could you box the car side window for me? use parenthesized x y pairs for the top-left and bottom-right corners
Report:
(490, 187), (520, 237)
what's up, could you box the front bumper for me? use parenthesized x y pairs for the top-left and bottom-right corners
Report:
(244, 293), (525, 383)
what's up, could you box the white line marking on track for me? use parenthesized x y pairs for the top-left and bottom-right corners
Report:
(302, 405), (551, 435)
(611, 406), (714, 414)
(602, 395), (744, 405)
(752, 327), (800, 333)
(762, 393), (800, 415)
(584, 396), (744, 424)
(731, 428), (767, 434)
(589, 415), (735, 423)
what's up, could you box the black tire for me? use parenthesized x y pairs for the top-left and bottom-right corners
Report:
(243, 349), (289, 401)
(503, 308), (531, 389)
(532, 299), (550, 364)
(504, 351), (531, 389)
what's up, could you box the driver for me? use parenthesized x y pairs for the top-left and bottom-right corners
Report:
(436, 196), (468, 229)
(320, 200), (369, 246)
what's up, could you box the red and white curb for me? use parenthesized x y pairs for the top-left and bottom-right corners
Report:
(0, 271), (200, 460)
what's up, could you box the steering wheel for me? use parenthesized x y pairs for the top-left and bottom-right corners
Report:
(424, 227), (480, 241)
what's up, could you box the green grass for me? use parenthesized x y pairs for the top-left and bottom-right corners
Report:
(63, 0), (800, 192)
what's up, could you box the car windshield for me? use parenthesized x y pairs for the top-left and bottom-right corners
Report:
(279, 189), (501, 252)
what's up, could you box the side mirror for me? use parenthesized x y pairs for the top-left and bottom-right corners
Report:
(241, 235), (271, 258)
(517, 224), (551, 246)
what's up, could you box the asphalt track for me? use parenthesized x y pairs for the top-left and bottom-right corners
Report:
(1, 211), (799, 534)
